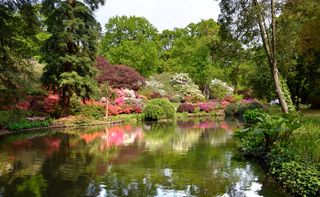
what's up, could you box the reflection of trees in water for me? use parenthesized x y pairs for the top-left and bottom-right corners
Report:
(0, 119), (286, 197)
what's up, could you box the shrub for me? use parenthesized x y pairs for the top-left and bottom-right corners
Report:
(243, 109), (267, 124)
(143, 104), (165, 121)
(224, 102), (265, 117)
(0, 110), (32, 129)
(271, 161), (320, 196)
(6, 119), (50, 131)
(177, 103), (195, 113)
(198, 102), (215, 112)
(145, 78), (167, 97)
(209, 79), (233, 99)
(96, 56), (145, 91)
(76, 105), (105, 120)
(237, 114), (320, 197)
(170, 73), (205, 101)
(185, 95), (206, 103)
(108, 104), (120, 116)
(223, 94), (243, 103)
(143, 99), (175, 121)
(224, 103), (240, 116)
(43, 94), (59, 113)
(237, 102), (264, 116)
(285, 121), (320, 165)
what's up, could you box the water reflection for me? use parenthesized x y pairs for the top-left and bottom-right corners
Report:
(0, 118), (288, 197)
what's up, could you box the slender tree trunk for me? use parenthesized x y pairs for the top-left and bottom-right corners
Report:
(253, 0), (289, 113)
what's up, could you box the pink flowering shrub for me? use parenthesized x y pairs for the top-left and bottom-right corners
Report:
(242, 98), (254, 103)
(197, 101), (215, 112)
(115, 97), (124, 105)
(113, 88), (143, 114)
(78, 88), (144, 117)
(220, 100), (229, 108)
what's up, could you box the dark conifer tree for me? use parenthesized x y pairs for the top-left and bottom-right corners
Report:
(41, 0), (104, 115)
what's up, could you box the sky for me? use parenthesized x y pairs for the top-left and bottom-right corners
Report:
(94, 0), (221, 32)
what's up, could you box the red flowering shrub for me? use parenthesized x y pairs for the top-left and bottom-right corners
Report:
(43, 94), (59, 113)
(96, 56), (145, 91)
(177, 103), (195, 113)
(16, 101), (31, 110)
(108, 104), (120, 116)
(132, 105), (142, 113)
(118, 104), (132, 114)
(223, 96), (235, 103)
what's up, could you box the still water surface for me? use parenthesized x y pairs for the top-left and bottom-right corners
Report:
(0, 118), (289, 197)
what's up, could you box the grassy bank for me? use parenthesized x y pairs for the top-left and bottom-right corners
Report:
(237, 109), (320, 196)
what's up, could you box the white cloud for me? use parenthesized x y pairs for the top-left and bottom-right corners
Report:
(94, 0), (220, 32)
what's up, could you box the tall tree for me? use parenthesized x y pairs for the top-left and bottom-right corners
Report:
(0, 0), (42, 105)
(99, 16), (159, 77)
(41, 0), (104, 114)
(159, 19), (221, 90)
(218, 0), (292, 113)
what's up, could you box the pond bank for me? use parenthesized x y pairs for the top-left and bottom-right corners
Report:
(237, 112), (320, 196)
(0, 111), (226, 136)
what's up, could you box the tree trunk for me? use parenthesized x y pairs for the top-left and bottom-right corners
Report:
(67, 0), (76, 7)
(253, 0), (289, 113)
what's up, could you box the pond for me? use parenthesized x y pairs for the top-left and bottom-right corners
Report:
(0, 118), (289, 197)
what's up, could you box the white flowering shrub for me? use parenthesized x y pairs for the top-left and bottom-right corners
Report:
(209, 79), (234, 99)
(170, 73), (205, 101)
(115, 88), (143, 107)
(145, 79), (166, 96)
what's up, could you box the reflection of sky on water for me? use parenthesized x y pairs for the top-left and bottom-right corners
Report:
(219, 164), (263, 197)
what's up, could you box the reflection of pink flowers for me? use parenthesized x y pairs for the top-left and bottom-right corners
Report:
(194, 121), (216, 129)
(80, 125), (144, 151)
(11, 137), (61, 156)
(220, 121), (229, 130)
(81, 133), (101, 144)
(192, 120), (216, 129)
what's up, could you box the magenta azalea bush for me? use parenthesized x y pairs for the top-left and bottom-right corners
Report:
(197, 101), (215, 112)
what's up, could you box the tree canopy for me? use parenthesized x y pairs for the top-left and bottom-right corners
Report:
(100, 16), (159, 77)
(0, 0), (42, 105)
(41, 0), (104, 113)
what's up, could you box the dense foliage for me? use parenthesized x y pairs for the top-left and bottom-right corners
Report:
(0, 1), (43, 105)
(100, 16), (159, 77)
(95, 56), (145, 90)
(143, 99), (175, 121)
(6, 119), (50, 131)
(237, 111), (320, 196)
(41, 0), (104, 114)
(224, 101), (264, 117)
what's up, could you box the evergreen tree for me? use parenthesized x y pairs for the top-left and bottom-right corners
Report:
(0, 0), (41, 105)
(41, 0), (104, 114)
